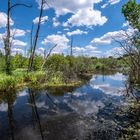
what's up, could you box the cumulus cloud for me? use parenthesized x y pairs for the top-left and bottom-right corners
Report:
(105, 47), (125, 57)
(42, 34), (70, 54)
(36, 47), (45, 56)
(10, 29), (26, 37)
(73, 45), (101, 57)
(0, 32), (27, 54)
(37, 0), (107, 28)
(91, 28), (135, 46)
(42, 34), (69, 45)
(63, 8), (107, 27)
(101, 0), (121, 8)
(37, 0), (102, 16)
(0, 12), (14, 28)
(12, 39), (27, 48)
(67, 29), (88, 36)
(33, 16), (48, 24)
(11, 48), (24, 55)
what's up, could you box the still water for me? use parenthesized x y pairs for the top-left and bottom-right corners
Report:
(0, 73), (128, 140)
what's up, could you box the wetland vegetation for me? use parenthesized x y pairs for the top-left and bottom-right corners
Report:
(0, 0), (140, 140)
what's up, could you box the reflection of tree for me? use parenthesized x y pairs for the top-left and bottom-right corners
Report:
(28, 88), (44, 140)
(3, 91), (16, 140)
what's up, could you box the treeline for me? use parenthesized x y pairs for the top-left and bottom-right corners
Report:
(0, 52), (128, 75)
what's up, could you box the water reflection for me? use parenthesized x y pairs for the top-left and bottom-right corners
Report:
(0, 91), (16, 140)
(28, 88), (44, 140)
(0, 73), (128, 140)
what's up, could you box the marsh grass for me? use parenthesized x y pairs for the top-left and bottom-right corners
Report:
(0, 69), (46, 92)
(0, 69), (82, 92)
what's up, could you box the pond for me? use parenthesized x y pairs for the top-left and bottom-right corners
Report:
(0, 73), (129, 140)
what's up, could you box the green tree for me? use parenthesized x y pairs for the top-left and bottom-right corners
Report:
(122, 0), (140, 90)
(122, 0), (140, 31)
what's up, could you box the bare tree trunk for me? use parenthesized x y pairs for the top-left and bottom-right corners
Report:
(4, 0), (11, 75)
(28, 0), (44, 71)
(28, 23), (34, 72)
(4, 0), (32, 75)
(70, 36), (73, 56)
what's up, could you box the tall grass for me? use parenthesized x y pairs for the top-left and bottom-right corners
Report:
(0, 69), (46, 91)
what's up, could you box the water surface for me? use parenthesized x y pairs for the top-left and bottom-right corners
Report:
(0, 73), (128, 140)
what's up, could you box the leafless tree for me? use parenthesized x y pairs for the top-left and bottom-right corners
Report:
(115, 29), (140, 95)
(28, 0), (49, 72)
(4, 0), (31, 75)
(41, 44), (57, 71)
(70, 36), (73, 56)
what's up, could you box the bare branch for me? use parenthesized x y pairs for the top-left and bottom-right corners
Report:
(41, 44), (57, 70)
(9, 3), (32, 11)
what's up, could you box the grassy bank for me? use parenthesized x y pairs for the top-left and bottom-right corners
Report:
(0, 69), (85, 92)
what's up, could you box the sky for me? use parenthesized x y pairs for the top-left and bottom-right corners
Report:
(0, 0), (136, 57)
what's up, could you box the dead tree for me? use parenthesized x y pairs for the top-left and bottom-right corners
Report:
(28, 0), (48, 72)
(41, 44), (57, 71)
(4, 0), (31, 75)
(70, 36), (73, 56)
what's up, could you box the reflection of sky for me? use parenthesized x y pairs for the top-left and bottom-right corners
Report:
(0, 102), (8, 112)
(0, 73), (127, 119)
(89, 73), (127, 96)
(61, 73), (127, 116)
(0, 73), (128, 140)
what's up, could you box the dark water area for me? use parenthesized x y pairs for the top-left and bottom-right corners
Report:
(0, 73), (129, 140)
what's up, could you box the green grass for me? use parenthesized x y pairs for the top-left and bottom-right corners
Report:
(0, 69), (83, 92)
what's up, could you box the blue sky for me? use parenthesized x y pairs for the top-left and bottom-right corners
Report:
(0, 0), (134, 57)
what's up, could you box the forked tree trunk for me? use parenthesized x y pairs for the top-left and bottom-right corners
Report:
(28, 0), (44, 71)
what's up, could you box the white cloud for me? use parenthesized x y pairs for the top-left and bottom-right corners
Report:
(0, 33), (26, 55)
(12, 39), (27, 47)
(40, 42), (101, 57)
(92, 38), (111, 45)
(36, 47), (45, 56)
(42, 34), (70, 54)
(11, 48), (24, 55)
(42, 34), (69, 45)
(0, 12), (14, 28)
(105, 47), (125, 57)
(122, 22), (129, 27)
(0, 28), (26, 39)
(73, 45), (101, 57)
(91, 28), (135, 46)
(64, 28), (70, 31)
(57, 31), (62, 34)
(101, 3), (108, 8)
(37, 0), (107, 28)
(109, 0), (120, 5)
(10, 29), (26, 37)
(101, 0), (120, 8)
(37, 0), (102, 16)
(53, 17), (60, 27)
(67, 29), (88, 36)
(64, 8), (107, 27)
(33, 16), (48, 24)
